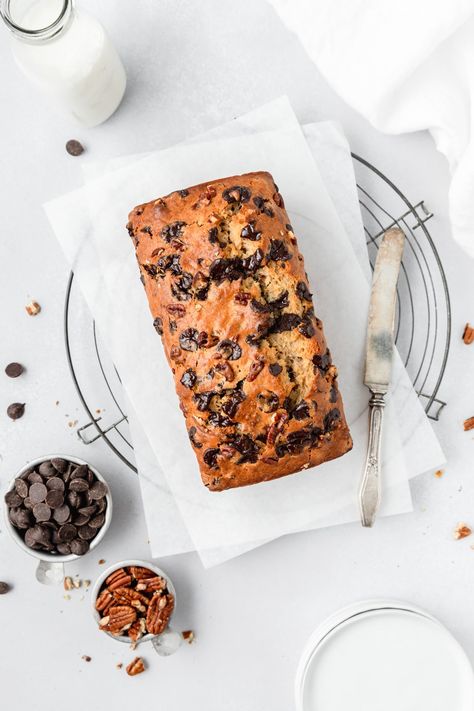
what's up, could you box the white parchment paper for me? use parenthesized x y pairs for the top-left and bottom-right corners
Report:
(44, 98), (444, 565)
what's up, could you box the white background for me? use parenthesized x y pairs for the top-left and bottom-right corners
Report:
(0, 1), (473, 709)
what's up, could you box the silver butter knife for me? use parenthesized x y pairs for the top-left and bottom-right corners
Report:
(359, 227), (405, 527)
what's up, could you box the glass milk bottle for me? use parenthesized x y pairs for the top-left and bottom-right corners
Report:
(0, 0), (126, 126)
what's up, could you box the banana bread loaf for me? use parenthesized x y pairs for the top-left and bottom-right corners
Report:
(127, 171), (352, 491)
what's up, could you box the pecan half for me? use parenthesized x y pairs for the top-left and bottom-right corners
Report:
(128, 618), (147, 642)
(214, 362), (235, 382)
(126, 657), (146, 676)
(464, 416), (474, 431)
(95, 589), (114, 613)
(100, 605), (137, 635)
(463, 323), (474, 345)
(112, 586), (150, 608)
(136, 575), (168, 594)
(267, 410), (289, 445)
(105, 569), (133, 591)
(146, 592), (175, 635)
(247, 359), (264, 382)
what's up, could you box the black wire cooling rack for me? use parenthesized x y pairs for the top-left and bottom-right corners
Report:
(64, 155), (451, 473)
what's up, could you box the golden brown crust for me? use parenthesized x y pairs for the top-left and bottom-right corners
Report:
(128, 171), (352, 491)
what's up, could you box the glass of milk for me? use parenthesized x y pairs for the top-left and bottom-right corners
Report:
(0, 0), (126, 126)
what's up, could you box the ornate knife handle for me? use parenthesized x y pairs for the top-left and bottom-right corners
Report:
(359, 392), (385, 527)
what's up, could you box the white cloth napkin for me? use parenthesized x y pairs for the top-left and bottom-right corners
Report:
(44, 98), (444, 566)
(268, 0), (474, 258)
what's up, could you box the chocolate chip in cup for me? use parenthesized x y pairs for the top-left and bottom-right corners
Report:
(3, 455), (111, 559)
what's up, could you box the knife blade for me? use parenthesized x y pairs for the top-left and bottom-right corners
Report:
(359, 227), (405, 527)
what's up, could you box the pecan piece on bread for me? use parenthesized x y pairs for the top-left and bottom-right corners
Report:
(146, 592), (175, 635)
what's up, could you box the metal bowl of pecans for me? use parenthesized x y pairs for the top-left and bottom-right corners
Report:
(91, 560), (181, 656)
(3, 454), (113, 564)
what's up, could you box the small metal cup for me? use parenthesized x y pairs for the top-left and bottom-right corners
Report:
(3, 454), (113, 585)
(91, 559), (182, 656)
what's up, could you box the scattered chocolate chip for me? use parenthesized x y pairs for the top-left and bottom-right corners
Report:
(241, 221), (262, 240)
(298, 314), (316, 338)
(222, 186), (251, 204)
(217, 339), (242, 361)
(268, 363), (283, 376)
(153, 317), (163, 335)
(178, 189), (189, 198)
(221, 384), (246, 418)
(66, 139), (84, 156)
(257, 390), (279, 413)
(5, 362), (24, 378)
(207, 412), (234, 428)
(7, 403), (25, 420)
(267, 239), (291, 262)
(188, 426), (202, 449)
(161, 221), (187, 243)
(324, 408), (340, 432)
(180, 369), (197, 388)
(313, 350), (331, 373)
(252, 196), (274, 217)
(296, 281), (312, 301)
(179, 328), (199, 352)
(228, 434), (259, 464)
(0, 582), (10, 594)
(203, 448), (220, 468)
(293, 401), (310, 421)
(193, 391), (214, 411)
(330, 385), (338, 403)
(208, 226), (219, 244)
(241, 248), (264, 273)
(270, 313), (301, 334)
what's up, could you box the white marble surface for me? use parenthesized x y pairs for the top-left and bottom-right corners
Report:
(0, 1), (473, 709)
